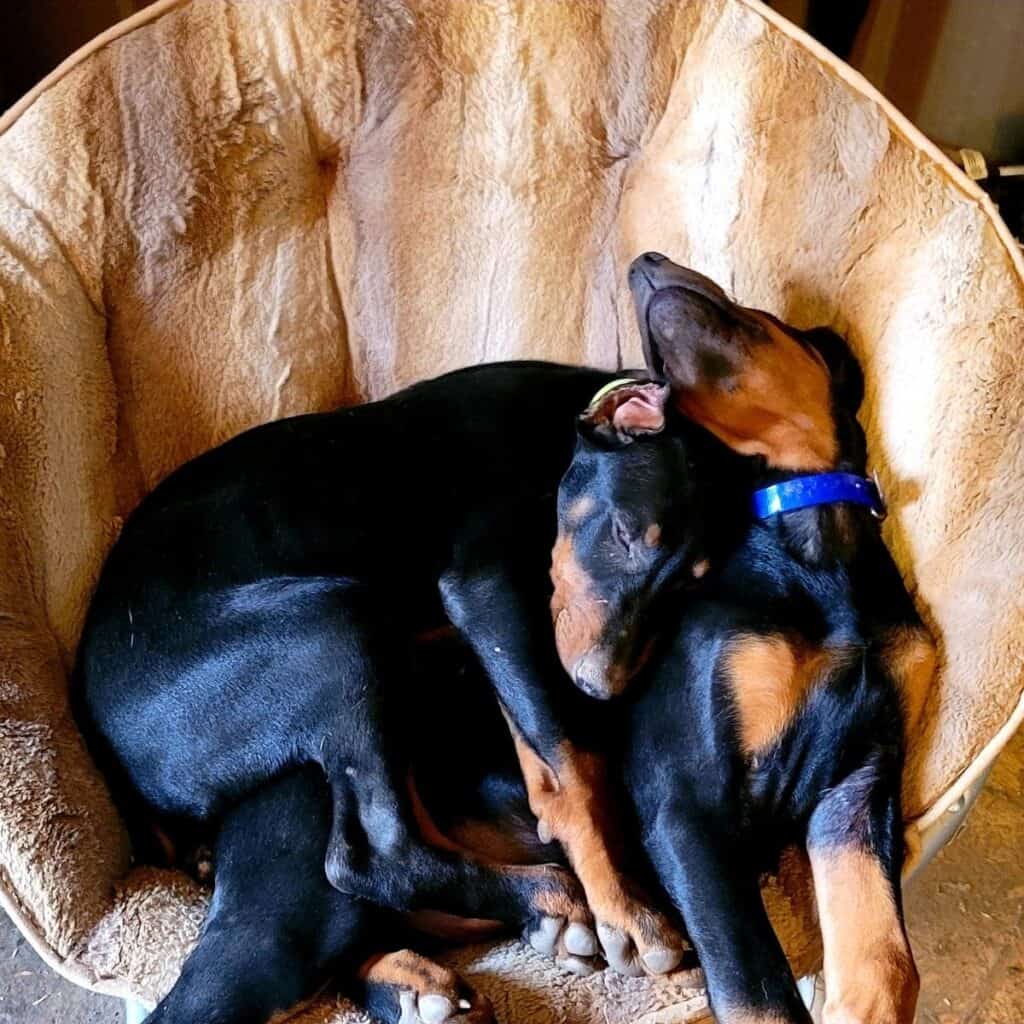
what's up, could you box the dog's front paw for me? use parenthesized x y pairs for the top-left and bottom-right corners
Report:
(590, 892), (687, 978)
(522, 865), (603, 976)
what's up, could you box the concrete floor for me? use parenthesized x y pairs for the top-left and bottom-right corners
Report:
(0, 924), (122, 1024)
(1, 729), (1022, 1023)
(905, 727), (1024, 1024)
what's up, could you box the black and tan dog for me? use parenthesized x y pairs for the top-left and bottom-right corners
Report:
(75, 359), (742, 1023)
(144, 248), (932, 1024)
(79, 260), (931, 1024)
(616, 253), (935, 1024)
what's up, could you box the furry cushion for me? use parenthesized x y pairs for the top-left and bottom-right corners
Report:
(0, 0), (1022, 1019)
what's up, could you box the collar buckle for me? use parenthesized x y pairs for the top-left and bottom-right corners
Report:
(870, 470), (887, 521)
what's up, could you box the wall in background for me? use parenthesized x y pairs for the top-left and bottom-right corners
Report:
(778, 0), (1024, 163)
(895, 0), (1024, 162)
(0, 0), (148, 109)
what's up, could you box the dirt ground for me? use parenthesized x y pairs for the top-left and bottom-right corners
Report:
(1, 728), (1022, 1024)
(905, 727), (1024, 1024)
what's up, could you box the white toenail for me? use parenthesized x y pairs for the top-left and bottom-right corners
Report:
(398, 991), (420, 1024)
(597, 923), (644, 976)
(642, 947), (683, 974)
(557, 955), (597, 977)
(564, 922), (599, 957)
(529, 915), (563, 955)
(418, 994), (455, 1024)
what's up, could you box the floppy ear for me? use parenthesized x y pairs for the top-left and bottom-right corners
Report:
(653, 307), (839, 470)
(579, 381), (670, 445)
(800, 326), (864, 413)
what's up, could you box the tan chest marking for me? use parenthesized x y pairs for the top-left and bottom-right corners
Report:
(880, 624), (937, 736)
(725, 633), (843, 755)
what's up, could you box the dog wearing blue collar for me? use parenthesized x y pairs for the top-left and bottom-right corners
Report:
(624, 252), (932, 1024)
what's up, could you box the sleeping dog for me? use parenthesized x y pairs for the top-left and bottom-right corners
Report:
(75, 358), (742, 1022)
(81, 260), (930, 1024)
(620, 253), (934, 1024)
(143, 257), (931, 1024)
(143, 638), (673, 1024)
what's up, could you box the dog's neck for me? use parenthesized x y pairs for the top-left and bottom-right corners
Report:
(752, 457), (877, 569)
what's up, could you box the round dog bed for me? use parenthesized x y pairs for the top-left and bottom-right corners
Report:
(1, 1), (1022, 1020)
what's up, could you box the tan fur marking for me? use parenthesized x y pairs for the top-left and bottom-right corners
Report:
(502, 711), (664, 948)
(404, 910), (505, 942)
(407, 774), (577, 930)
(522, 870), (590, 921)
(809, 846), (919, 1024)
(567, 495), (595, 523)
(447, 817), (547, 866)
(726, 633), (843, 754)
(644, 523), (662, 547)
(359, 948), (459, 993)
(410, 773), (552, 865)
(152, 823), (176, 866)
(550, 534), (608, 674)
(412, 624), (459, 646)
(407, 775), (466, 855)
(678, 314), (837, 471)
(881, 624), (937, 736)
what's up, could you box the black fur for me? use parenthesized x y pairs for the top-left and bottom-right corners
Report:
(621, 254), (924, 1023)
(74, 360), (734, 1023)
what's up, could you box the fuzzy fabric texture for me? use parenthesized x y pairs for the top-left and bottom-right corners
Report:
(0, 0), (1022, 1020)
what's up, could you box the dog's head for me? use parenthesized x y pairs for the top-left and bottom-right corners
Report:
(550, 379), (721, 700)
(629, 252), (871, 565)
(628, 252), (865, 473)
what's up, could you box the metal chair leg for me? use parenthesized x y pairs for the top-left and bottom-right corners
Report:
(125, 999), (148, 1024)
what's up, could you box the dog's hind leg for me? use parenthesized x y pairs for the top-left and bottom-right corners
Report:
(145, 767), (495, 1024)
(144, 767), (372, 1024)
(320, 719), (602, 976)
(294, 593), (602, 974)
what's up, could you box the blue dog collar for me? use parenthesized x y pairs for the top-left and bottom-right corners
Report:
(752, 472), (886, 520)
